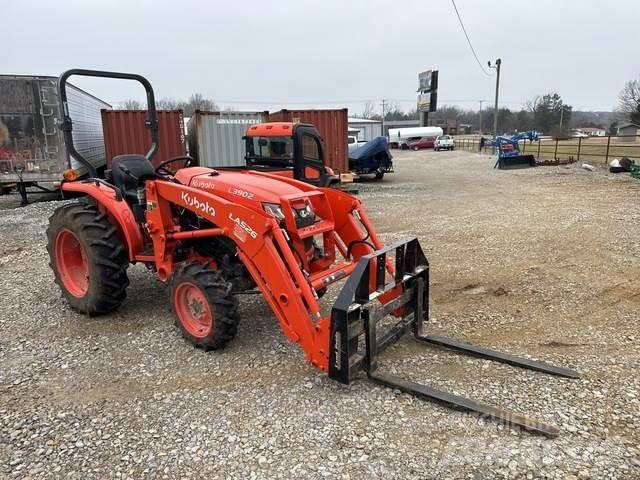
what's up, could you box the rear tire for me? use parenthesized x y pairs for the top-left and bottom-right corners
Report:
(46, 202), (130, 315)
(374, 171), (385, 180)
(170, 262), (240, 350)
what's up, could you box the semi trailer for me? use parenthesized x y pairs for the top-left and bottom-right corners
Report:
(0, 75), (110, 204)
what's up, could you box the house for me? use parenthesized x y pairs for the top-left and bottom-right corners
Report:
(577, 127), (606, 137)
(617, 123), (640, 142)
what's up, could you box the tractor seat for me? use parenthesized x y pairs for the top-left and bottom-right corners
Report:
(111, 154), (156, 204)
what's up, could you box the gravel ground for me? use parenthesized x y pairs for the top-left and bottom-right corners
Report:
(1, 150), (639, 479)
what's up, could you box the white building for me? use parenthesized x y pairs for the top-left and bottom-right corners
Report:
(578, 127), (606, 137)
(348, 117), (383, 142)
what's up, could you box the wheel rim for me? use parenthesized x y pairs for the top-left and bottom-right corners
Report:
(54, 229), (89, 297)
(174, 282), (213, 338)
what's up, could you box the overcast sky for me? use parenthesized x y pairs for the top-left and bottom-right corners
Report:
(6, 0), (639, 114)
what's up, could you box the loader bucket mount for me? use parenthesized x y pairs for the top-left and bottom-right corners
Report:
(329, 237), (579, 437)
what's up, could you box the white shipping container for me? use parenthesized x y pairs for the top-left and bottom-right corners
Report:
(188, 111), (268, 167)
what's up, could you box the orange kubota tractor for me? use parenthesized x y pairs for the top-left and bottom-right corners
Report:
(243, 122), (340, 187)
(48, 70), (578, 436)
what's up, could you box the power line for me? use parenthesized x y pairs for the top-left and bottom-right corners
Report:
(105, 97), (614, 112)
(450, 0), (492, 77)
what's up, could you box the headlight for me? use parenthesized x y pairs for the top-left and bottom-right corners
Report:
(293, 201), (316, 227)
(263, 203), (286, 223)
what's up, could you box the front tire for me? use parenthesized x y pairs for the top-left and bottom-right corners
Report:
(47, 202), (130, 315)
(412, 146), (419, 151)
(170, 262), (240, 350)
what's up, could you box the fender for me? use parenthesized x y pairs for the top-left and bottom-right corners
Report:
(62, 181), (143, 260)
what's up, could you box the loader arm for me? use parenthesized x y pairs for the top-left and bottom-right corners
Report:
(144, 177), (406, 370)
(146, 179), (335, 368)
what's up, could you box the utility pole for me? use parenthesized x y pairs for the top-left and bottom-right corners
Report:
(559, 104), (564, 130)
(381, 99), (386, 137)
(478, 100), (484, 134)
(488, 58), (501, 137)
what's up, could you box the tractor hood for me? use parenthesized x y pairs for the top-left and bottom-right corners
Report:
(176, 168), (307, 207)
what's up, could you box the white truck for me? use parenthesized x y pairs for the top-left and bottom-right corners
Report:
(387, 126), (444, 149)
(348, 135), (367, 152)
(434, 135), (455, 151)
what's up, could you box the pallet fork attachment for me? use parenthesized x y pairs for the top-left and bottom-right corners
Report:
(329, 238), (579, 437)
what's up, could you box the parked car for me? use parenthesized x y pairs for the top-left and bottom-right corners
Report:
(407, 136), (436, 150)
(434, 135), (454, 151)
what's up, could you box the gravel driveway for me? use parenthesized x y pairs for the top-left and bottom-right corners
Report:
(1, 150), (638, 479)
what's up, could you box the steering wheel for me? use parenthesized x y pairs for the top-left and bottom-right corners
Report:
(155, 155), (195, 176)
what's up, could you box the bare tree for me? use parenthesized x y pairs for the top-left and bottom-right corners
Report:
(153, 95), (220, 116)
(187, 93), (218, 115)
(382, 101), (403, 120)
(618, 77), (640, 124)
(360, 100), (377, 119)
(121, 99), (143, 109)
(156, 98), (180, 110)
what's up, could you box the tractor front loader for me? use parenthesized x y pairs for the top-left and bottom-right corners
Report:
(48, 70), (578, 437)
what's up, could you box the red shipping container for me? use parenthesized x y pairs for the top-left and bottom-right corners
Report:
(101, 110), (186, 168)
(266, 108), (348, 173)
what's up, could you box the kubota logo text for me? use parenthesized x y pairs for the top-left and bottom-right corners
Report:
(229, 213), (258, 239)
(181, 192), (216, 217)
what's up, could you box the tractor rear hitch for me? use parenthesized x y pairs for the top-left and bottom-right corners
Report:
(329, 238), (579, 437)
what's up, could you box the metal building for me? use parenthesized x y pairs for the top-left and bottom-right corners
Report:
(383, 119), (420, 137)
(348, 117), (383, 142)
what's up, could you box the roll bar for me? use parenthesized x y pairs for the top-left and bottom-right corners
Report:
(58, 69), (159, 178)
